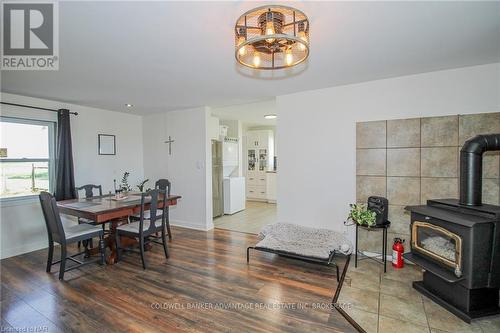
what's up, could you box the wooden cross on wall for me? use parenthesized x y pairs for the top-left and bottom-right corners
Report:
(164, 136), (175, 155)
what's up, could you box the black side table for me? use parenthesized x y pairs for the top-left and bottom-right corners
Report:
(354, 221), (391, 272)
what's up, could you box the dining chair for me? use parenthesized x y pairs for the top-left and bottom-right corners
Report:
(130, 179), (172, 240)
(75, 184), (103, 200)
(39, 191), (105, 280)
(115, 189), (169, 269)
(75, 184), (103, 248)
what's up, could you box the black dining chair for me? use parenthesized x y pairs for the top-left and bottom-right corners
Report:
(130, 179), (172, 240)
(115, 189), (169, 269)
(39, 192), (105, 280)
(75, 184), (103, 248)
(75, 184), (103, 200)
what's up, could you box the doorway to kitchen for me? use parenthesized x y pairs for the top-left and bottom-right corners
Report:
(210, 99), (278, 234)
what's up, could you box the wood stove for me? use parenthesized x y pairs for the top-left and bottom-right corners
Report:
(405, 134), (500, 323)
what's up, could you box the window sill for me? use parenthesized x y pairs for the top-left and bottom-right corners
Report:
(0, 195), (39, 207)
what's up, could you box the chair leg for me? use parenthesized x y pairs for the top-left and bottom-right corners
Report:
(46, 241), (54, 272)
(115, 232), (121, 263)
(99, 234), (105, 265)
(161, 228), (169, 259)
(84, 238), (91, 258)
(78, 219), (82, 248)
(139, 237), (147, 270)
(59, 244), (67, 280)
(166, 220), (172, 240)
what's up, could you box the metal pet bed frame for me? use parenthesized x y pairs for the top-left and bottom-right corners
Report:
(246, 247), (363, 332)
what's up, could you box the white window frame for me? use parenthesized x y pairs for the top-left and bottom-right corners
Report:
(0, 116), (56, 203)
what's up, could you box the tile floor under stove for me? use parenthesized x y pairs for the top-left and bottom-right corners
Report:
(338, 259), (500, 333)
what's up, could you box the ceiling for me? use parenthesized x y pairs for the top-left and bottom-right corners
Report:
(212, 99), (277, 127)
(1, 1), (499, 115)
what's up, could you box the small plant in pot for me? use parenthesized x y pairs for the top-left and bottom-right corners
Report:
(136, 179), (150, 192)
(346, 203), (376, 227)
(120, 172), (132, 193)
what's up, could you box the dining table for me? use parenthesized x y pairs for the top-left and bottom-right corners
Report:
(57, 192), (181, 264)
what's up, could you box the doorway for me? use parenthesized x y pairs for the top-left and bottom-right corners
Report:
(210, 100), (278, 234)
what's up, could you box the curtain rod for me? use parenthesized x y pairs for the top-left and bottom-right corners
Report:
(0, 102), (78, 115)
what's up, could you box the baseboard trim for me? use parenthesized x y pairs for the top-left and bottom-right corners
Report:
(1, 240), (48, 259)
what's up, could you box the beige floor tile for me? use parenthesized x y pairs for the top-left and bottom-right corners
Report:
(423, 299), (482, 333)
(378, 315), (430, 333)
(214, 201), (277, 234)
(379, 293), (428, 326)
(478, 315), (500, 333)
(346, 272), (380, 293)
(383, 264), (423, 283)
(337, 285), (379, 314)
(345, 307), (378, 333)
(380, 276), (422, 299)
(349, 259), (383, 276)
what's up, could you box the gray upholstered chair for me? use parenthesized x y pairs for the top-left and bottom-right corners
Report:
(39, 191), (105, 280)
(75, 184), (103, 248)
(130, 179), (172, 240)
(115, 189), (169, 269)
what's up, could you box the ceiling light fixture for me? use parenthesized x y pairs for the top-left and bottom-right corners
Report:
(125, 103), (133, 108)
(235, 5), (309, 70)
(264, 114), (277, 119)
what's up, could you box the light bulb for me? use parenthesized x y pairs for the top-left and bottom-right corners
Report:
(265, 21), (275, 43)
(237, 37), (247, 56)
(285, 48), (293, 66)
(253, 52), (261, 67)
(298, 31), (307, 51)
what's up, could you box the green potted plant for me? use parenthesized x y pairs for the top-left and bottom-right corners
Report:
(136, 179), (150, 192)
(346, 203), (376, 227)
(120, 172), (132, 193)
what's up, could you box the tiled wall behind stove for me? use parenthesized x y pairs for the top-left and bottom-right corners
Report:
(356, 112), (500, 254)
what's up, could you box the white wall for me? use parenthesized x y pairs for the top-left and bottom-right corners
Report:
(0, 93), (144, 258)
(142, 106), (213, 231)
(276, 63), (500, 241)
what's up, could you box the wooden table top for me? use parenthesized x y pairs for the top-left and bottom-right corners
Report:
(57, 193), (181, 223)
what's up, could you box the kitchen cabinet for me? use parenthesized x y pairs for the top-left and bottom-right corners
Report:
(246, 130), (272, 149)
(246, 130), (274, 202)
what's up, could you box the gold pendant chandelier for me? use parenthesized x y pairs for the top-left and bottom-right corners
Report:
(235, 5), (310, 70)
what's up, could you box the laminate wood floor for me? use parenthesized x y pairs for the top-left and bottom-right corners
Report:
(0, 227), (356, 333)
(214, 201), (277, 234)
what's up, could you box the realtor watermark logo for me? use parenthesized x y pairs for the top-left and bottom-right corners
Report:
(1, 1), (59, 70)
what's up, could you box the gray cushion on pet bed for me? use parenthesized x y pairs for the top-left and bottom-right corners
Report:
(256, 223), (353, 260)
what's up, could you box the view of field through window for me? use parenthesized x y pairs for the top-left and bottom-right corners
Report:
(0, 120), (52, 198)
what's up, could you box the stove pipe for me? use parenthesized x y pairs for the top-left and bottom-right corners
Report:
(460, 134), (500, 206)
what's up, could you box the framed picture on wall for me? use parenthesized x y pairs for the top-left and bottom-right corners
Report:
(98, 134), (116, 155)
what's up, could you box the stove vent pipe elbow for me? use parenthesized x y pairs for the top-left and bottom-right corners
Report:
(459, 134), (500, 206)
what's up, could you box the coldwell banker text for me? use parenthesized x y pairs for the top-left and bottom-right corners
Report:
(1, 1), (59, 70)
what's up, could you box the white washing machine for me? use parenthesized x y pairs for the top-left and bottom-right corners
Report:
(222, 140), (245, 214)
(223, 177), (246, 214)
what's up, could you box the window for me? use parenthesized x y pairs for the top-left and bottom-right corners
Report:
(0, 117), (56, 200)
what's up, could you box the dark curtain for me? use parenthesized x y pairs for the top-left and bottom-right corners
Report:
(55, 109), (76, 200)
